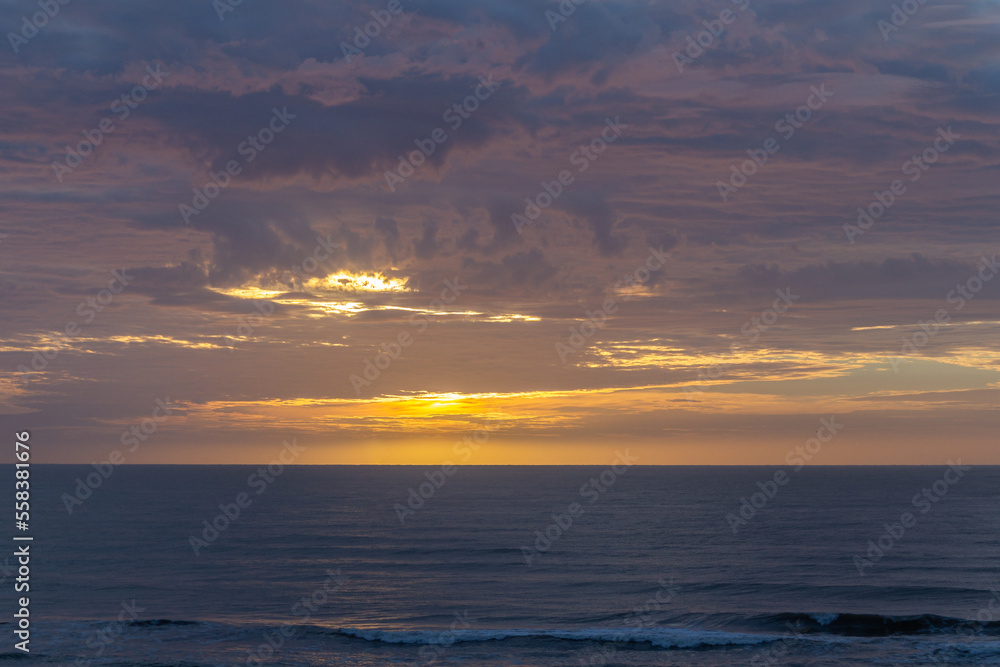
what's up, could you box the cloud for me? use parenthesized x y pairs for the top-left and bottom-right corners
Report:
(3, 0), (1000, 462)
(556, 192), (628, 256)
(374, 215), (400, 258)
(734, 253), (998, 301)
(413, 218), (440, 260)
(141, 73), (526, 185)
(463, 249), (557, 292)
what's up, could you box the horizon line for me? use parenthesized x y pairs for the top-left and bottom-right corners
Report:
(7, 463), (995, 467)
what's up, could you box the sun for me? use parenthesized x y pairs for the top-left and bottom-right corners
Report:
(309, 272), (410, 293)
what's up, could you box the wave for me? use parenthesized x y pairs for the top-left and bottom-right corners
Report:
(750, 612), (1000, 637)
(327, 626), (781, 649)
(27, 617), (782, 650)
(50, 611), (1000, 650)
(59, 619), (785, 650)
(128, 619), (201, 627)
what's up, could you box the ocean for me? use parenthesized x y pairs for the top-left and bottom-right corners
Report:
(8, 464), (1000, 665)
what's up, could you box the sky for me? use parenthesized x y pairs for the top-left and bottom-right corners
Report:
(1, 0), (998, 465)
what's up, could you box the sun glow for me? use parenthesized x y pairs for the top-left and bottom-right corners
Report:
(212, 271), (408, 298)
(319, 272), (410, 292)
(212, 286), (288, 300)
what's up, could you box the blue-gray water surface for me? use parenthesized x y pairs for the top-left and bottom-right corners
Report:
(6, 465), (1000, 665)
